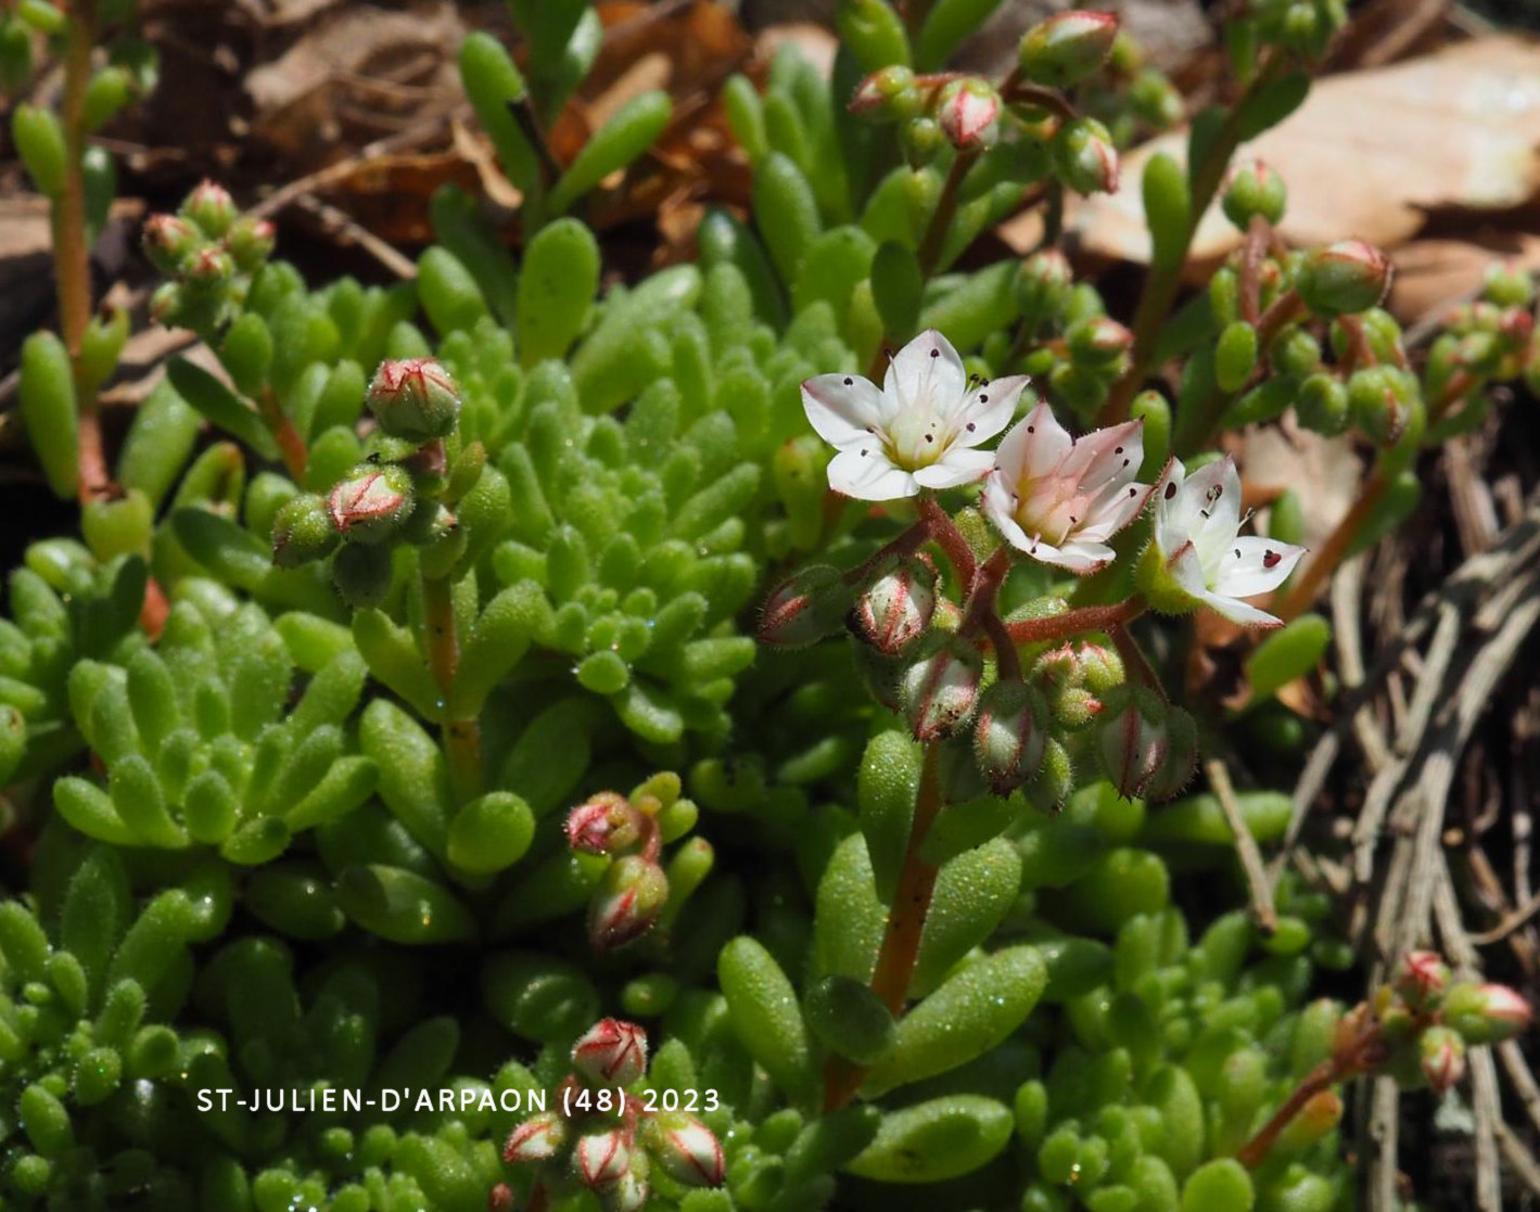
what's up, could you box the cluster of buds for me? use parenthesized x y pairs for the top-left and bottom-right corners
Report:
(270, 358), (471, 606)
(565, 776), (701, 952)
(143, 181), (275, 332)
(496, 1018), (725, 1211)
(1010, 256), (1136, 418)
(1360, 952), (1532, 1095)
(847, 10), (1128, 184)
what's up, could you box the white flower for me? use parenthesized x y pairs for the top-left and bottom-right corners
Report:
(982, 400), (1152, 574)
(801, 330), (1028, 501)
(1151, 456), (1305, 627)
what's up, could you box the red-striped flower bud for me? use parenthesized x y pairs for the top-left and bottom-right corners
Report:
(180, 179), (237, 238)
(1095, 685), (1170, 799)
(851, 557), (935, 656)
(503, 1111), (567, 1164)
(1052, 117), (1119, 195)
(1296, 240), (1392, 317)
(849, 65), (922, 123)
(184, 245), (235, 288)
(1141, 704), (1197, 802)
(900, 637), (983, 742)
(1417, 1025), (1466, 1094)
(326, 464), (414, 544)
(973, 680), (1048, 794)
(566, 792), (642, 856)
(367, 358), (461, 442)
(936, 78), (1000, 150)
(573, 1128), (632, 1190)
(1018, 10), (1120, 88)
(1444, 981), (1533, 1045)
(758, 564), (853, 648)
(1067, 315), (1134, 366)
(225, 214), (276, 273)
(588, 857), (669, 951)
(646, 1111), (726, 1188)
(572, 1018), (649, 1087)
(142, 213), (201, 275)
(1394, 951), (1452, 1012)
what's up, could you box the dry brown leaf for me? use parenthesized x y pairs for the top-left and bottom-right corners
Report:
(1044, 37), (1540, 267)
(1389, 235), (1540, 321)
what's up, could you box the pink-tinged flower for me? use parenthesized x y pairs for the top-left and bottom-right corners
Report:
(366, 357), (461, 441)
(573, 1019), (649, 1087)
(758, 564), (852, 648)
(1096, 686), (1170, 800)
(588, 855), (669, 951)
(573, 1128), (631, 1189)
(1146, 457), (1305, 627)
(326, 465), (414, 543)
(1477, 983), (1534, 1035)
(900, 637), (983, 742)
(982, 402), (1152, 574)
(802, 330), (1028, 501)
(566, 792), (640, 856)
(936, 78), (1000, 149)
(503, 1111), (566, 1164)
(851, 557), (935, 656)
(648, 1112), (726, 1187)
(1394, 951), (1452, 1010)
(1418, 1026), (1466, 1094)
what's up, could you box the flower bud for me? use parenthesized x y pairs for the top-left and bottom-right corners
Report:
(1417, 1025), (1466, 1094)
(1032, 641), (1121, 729)
(566, 792), (641, 856)
(488, 1182), (515, 1211)
(1296, 240), (1391, 317)
(1016, 249), (1074, 330)
(646, 1112), (726, 1187)
(1222, 159), (1287, 229)
(973, 680), (1048, 794)
(326, 464), (415, 544)
(271, 493), (340, 568)
(184, 245), (235, 289)
(149, 281), (184, 326)
(366, 358), (461, 442)
(849, 65), (922, 123)
(1095, 685), (1170, 799)
(1482, 261), (1534, 308)
(1393, 951), (1451, 1011)
(1052, 117), (1120, 195)
(1128, 68), (1184, 129)
(850, 557), (934, 656)
(603, 1166), (649, 1212)
(572, 1018), (649, 1087)
(900, 115), (945, 164)
(1141, 704), (1196, 802)
(224, 215), (276, 273)
(588, 856), (669, 951)
(1443, 981), (1533, 1045)
(573, 1128), (631, 1190)
(1346, 365), (1419, 447)
(142, 213), (201, 275)
(1066, 315), (1134, 367)
(899, 637), (983, 742)
(935, 77), (1000, 150)
(503, 1111), (567, 1164)
(1018, 10), (1120, 88)
(180, 179), (237, 238)
(758, 564), (853, 648)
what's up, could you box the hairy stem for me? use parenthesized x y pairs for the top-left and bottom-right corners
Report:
(1098, 54), (1287, 426)
(917, 495), (977, 585)
(823, 742), (946, 1111)
(422, 573), (483, 804)
(56, 0), (109, 501)
(1003, 596), (1145, 646)
(1109, 622), (1164, 701)
(841, 518), (930, 587)
(258, 387), (310, 482)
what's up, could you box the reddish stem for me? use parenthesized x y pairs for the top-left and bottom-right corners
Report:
(258, 387), (310, 482)
(1108, 622), (1164, 702)
(1003, 597), (1145, 646)
(918, 495), (977, 586)
(423, 573), (483, 804)
(917, 148), (981, 279)
(1270, 468), (1388, 623)
(841, 518), (929, 587)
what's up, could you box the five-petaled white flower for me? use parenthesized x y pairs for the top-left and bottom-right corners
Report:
(801, 330), (1028, 501)
(982, 401), (1153, 574)
(1151, 456), (1305, 627)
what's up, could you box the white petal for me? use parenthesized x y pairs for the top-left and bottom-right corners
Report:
(982, 470), (1027, 546)
(802, 374), (888, 449)
(827, 448), (917, 501)
(1199, 589), (1283, 629)
(952, 375), (1030, 446)
(885, 329), (965, 410)
(996, 402), (1073, 484)
(1212, 536), (1306, 599)
(1059, 419), (1144, 495)
(1167, 457), (1233, 549)
(1192, 457), (1243, 560)
(1166, 540), (1208, 597)
(913, 447), (995, 489)
(1153, 458), (1189, 552)
(1026, 536), (1114, 575)
(1077, 480), (1154, 542)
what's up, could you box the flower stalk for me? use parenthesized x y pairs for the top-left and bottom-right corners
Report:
(422, 572), (483, 804)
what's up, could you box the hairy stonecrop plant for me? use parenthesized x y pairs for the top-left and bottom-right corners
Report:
(2, 2), (1537, 1210)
